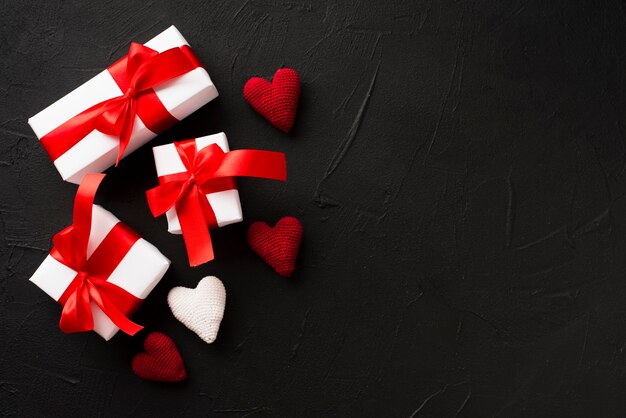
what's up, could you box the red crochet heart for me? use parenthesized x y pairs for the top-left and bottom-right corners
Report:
(247, 217), (303, 277)
(244, 68), (301, 133)
(132, 332), (187, 382)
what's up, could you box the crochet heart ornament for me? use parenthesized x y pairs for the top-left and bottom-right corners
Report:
(167, 276), (226, 344)
(247, 217), (303, 277)
(132, 332), (186, 382)
(244, 68), (301, 133)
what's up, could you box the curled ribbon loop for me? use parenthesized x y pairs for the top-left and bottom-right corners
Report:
(50, 173), (143, 336)
(146, 141), (287, 266)
(40, 43), (202, 165)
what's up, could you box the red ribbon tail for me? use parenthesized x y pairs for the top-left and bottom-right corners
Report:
(88, 280), (144, 336)
(98, 299), (144, 336)
(115, 102), (136, 166)
(209, 149), (287, 181)
(59, 284), (95, 334)
(177, 187), (215, 266)
(146, 181), (185, 217)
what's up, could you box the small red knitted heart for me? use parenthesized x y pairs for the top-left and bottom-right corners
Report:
(247, 217), (303, 277)
(132, 332), (187, 382)
(244, 68), (301, 133)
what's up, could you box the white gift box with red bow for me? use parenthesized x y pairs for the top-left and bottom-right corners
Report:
(152, 132), (243, 234)
(28, 26), (218, 184)
(30, 205), (170, 340)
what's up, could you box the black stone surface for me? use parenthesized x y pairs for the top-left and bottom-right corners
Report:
(2, 1), (626, 416)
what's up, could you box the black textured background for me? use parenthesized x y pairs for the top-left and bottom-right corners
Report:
(2, 0), (626, 416)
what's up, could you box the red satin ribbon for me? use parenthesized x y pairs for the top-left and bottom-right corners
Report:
(40, 43), (202, 165)
(146, 141), (287, 266)
(50, 173), (143, 336)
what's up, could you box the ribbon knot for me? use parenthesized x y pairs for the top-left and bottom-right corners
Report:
(125, 86), (137, 98)
(146, 141), (287, 266)
(75, 271), (89, 283)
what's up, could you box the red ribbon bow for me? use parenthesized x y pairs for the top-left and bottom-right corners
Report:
(50, 173), (143, 336)
(40, 43), (202, 165)
(146, 141), (287, 266)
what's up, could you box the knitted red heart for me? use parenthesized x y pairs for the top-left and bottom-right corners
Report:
(244, 68), (300, 133)
(132, 332), (187, 382)
(247, 217), (303, 277)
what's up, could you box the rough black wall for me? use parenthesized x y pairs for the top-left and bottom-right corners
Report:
(2, 0), (626, 416)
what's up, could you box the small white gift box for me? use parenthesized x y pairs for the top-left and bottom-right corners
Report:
(28, 26), (218, 184)
(30, 205), (170, 340)
(152, 132), (243, 234)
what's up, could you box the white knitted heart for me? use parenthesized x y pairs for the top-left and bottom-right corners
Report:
(167, 276), (226, 344)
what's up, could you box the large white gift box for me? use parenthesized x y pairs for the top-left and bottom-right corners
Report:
(152, 132), (243, 234)
(28, 26), (219, 184)
(30, 205), (170, 340)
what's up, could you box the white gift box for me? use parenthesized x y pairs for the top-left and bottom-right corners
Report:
(30, 205), (170, 340)
(28, 26), (219, 184)
(153, 132), (243, 234)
